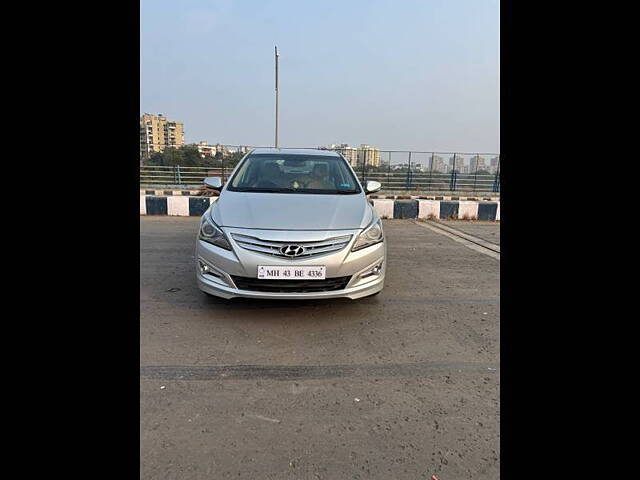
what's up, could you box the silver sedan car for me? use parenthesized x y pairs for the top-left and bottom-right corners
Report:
(195, 148), (386, 300)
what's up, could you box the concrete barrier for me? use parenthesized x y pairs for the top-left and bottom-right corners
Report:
(393, 200), (419, 219)
(439, 201), (459, 219)
(372, 199), (395, 219)
(167, 196), (190, 216)
(140, 195), (500, 221)
(141, 196), (217, 216)
(417, 200), (440, 219)
(458, 201), (479, 220)
(140, 189), (499, 202)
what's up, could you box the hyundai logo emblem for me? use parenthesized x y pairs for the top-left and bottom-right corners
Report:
(280, 245), (305, 257)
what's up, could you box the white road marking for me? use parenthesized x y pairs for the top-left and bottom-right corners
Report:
(427, 221), (500, 253)
(412, 221), (500, 260)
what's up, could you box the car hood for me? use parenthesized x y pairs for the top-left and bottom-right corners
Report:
(210, 191), (372, 230)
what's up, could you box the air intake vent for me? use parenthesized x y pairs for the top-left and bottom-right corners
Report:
(230, 276), (351, 293)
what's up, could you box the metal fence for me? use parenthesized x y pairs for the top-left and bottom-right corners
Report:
(140, 146), (500, 194)
(140, 165), (232, 186)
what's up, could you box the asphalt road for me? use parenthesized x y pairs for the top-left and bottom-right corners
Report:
(140, 217), (500, 479)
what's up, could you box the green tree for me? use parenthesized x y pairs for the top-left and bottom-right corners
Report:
(161, 147), (185, 166)
(224, 151), (245, 168)
(180, 145), (203, 167)
(145, 145), (209, 167)
(146, 151), (165, 166)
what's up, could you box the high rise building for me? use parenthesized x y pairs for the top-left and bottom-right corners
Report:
(320, 144), (359, 166)
(488, 156), (500, 174)
(357, 144), (381, 167)
(449, 155), (466, 172)
(430, 154), (445, 172)
(459, 164), (469, 174)
(319, 143), (380, 167)
(470, 155), (487, 172)
(140, 113), (185, 159)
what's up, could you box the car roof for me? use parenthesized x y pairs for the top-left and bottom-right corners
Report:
(249, 148), (341, 157)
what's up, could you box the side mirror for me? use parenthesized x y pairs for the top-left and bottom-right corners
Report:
(365, 180), (382, 194)
(204, 177), (223, 191)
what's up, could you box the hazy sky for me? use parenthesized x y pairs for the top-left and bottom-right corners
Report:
(141, 0), (499, 152)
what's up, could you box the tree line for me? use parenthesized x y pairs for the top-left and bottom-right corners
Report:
(355, 164), (494, 175)
(143, 146), (245, 168)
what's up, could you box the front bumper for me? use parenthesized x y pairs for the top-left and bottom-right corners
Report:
(197, 270), (384, 300)
(195, 226), (386, 300)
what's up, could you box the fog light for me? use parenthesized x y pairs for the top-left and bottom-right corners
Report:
(199, 261), (210, 274)
(199, 260), (225, 281)
(197, 259), (230, 288)
(360, 261), (383, 279)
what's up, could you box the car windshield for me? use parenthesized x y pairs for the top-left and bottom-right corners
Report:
(227, 154), (362, 194)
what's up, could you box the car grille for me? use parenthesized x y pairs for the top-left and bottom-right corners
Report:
(230, 275), (352, 293)
(230, 233), (352, 259)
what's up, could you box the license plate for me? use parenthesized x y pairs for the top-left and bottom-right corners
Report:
(257, 265), (326, 280)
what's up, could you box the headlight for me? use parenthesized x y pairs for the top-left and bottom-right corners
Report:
(199, 216), (232, 250)
(352, 219), (384, 251)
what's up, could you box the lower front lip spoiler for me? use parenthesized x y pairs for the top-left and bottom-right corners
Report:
(196, 271), (384, 300)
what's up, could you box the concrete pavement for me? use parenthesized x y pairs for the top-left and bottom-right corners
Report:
(140, 217), (500, 479)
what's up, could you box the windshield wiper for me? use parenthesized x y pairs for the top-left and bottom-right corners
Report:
(233, 187), (358, 194)
(234, 187), (296, 193)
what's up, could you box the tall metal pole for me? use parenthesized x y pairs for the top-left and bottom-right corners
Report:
(274, 46), (279, 148)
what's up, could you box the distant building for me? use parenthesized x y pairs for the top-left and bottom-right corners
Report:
(320, 144), (359, 166)
(195, 142), (216, 158)
(449, 155), (467, 173)
(431, 155), (445, 172)
(140, 113), (185, 159)
(489, 156), (500, 174)
(470, 155), (487, 172)
(357, 144), (381, 167)
(319, 144), (380, 168)
(391, 163), (410, 171)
